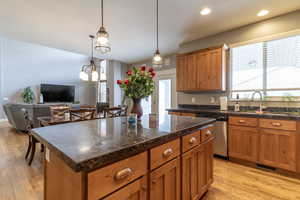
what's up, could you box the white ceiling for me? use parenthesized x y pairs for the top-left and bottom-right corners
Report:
(1, 0), (300, 63)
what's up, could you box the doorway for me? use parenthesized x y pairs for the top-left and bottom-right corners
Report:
(151, 68), (177, 115)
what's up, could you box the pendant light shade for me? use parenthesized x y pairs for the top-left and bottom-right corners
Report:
(95, 0), (111, 54)
(152, 0), (163, 67)
(80, 35), (99, 82)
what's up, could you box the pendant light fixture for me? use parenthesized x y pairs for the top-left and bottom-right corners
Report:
(80, 35), (99, 82)
(95, 0), (111, 54)
(152, 0), (163, 67)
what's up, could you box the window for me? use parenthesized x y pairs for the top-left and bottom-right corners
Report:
(231, 34), (300, 99)
(97, 60), (108, 103)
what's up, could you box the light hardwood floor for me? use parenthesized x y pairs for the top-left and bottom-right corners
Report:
(0, 121), (300, 200)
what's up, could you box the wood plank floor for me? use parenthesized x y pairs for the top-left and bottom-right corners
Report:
(0, 121), (300, 200)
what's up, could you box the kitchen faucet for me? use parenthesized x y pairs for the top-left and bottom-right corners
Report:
(251, 90), (264, 113)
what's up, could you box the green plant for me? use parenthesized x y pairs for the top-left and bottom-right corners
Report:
(22, 87), (35, 104)
(117, 66), (155, 99)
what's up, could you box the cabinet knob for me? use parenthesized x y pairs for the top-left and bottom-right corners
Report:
(114, 168), (133, 181)
(238, 120), (246, 123)
(189, 137), (197, 145)
(163, 148), (173, 157)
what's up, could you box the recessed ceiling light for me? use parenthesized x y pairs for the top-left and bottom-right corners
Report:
(257, 10), (269, 17)
(200, 8), (211, 16)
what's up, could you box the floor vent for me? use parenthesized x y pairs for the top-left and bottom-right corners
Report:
(256, 164), (276, 171)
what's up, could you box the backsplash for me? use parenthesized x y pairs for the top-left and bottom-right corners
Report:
(177, 92), (300, 108)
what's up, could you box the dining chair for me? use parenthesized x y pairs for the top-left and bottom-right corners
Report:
(103, 107), (123, 118)
(120, 106), (128, 116)
(23, 108), (43, 166)
(50, 105), (70, 119)
(70, 108), (96, 121)
(80, 105), (96, 109)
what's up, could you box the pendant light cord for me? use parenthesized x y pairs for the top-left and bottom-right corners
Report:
(156, 0), (159, 50)
(101, 0), (104, 27)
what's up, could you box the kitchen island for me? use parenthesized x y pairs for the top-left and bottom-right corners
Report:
(32, 114), (216, 200)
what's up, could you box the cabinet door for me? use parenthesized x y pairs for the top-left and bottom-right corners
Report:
(176, 55), (188, 91)
(182, 144), (207, 200)
(207, 49), (222, 90)
(205, 139), (214, 186)
(196, 52), (209, 90)
(103, 177), (147, 200)
(150, 158), (180, 200)
(259, 129), (296, 172)
(187, 54), (196, 90)
(228, 126), (258, 162)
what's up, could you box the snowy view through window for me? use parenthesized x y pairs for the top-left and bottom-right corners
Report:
(231, 34), (300, 98)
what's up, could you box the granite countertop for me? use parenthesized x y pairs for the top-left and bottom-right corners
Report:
(32, 114), (215, 172)
(167, 107), (300, 120)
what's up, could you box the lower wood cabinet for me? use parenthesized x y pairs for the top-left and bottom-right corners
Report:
(103, 177), (147, 200)
(228, 126), (258, 162)
(182, 138), (213, 200)
(206, 138), (214, 186)
(259, 129), (296, 172)
(228, 116), (299, 173)
(150, 158), (181, 200)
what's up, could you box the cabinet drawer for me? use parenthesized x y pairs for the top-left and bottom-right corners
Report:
(88, 152), (147, 200)
(259, 119), (296, 131)
(150, 139), (180, 170)
(201, 126), (214, 142)
(229, 116), (258, 127)
(102, 176), (147, 200)
(182, 130), (201, 152)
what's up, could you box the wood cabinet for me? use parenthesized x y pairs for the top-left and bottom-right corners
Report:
(103, 177), (147, 200)
(150, 158), (181, 200)
(150, 139), (180, 170)
(88, 152), (147, 200)
(259, 129), (296, 172)
(182, 136), (214, 200)
(228, 116), (299, 173)
(176, 45), (226, 92)
(228, 126), (258, 162)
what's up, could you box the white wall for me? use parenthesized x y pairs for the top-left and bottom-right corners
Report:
(107, 60), (128, 107)
(0, 36), (95, 119)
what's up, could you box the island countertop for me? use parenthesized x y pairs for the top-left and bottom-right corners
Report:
(32, 114), (215, 172)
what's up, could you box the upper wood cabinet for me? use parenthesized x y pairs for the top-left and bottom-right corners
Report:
(176, 45), (227, 92)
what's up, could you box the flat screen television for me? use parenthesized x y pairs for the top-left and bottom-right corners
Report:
(41, 84), (75, 103)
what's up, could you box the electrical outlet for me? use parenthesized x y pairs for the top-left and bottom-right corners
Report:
(192, 97), (196, 103)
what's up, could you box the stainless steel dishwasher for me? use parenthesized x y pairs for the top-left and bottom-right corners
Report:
(197, 113), (228, 158)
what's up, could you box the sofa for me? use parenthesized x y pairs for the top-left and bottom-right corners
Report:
(3, 103), (70, 131)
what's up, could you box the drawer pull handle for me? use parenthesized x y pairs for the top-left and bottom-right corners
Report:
(238, 120), (246, 123)
(163, 148), (173, 157)
(114, 168), (133, 181)
(271, 122), (281, 127)
(189, 137), (197, 145)
(206, 130), (212, 136)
